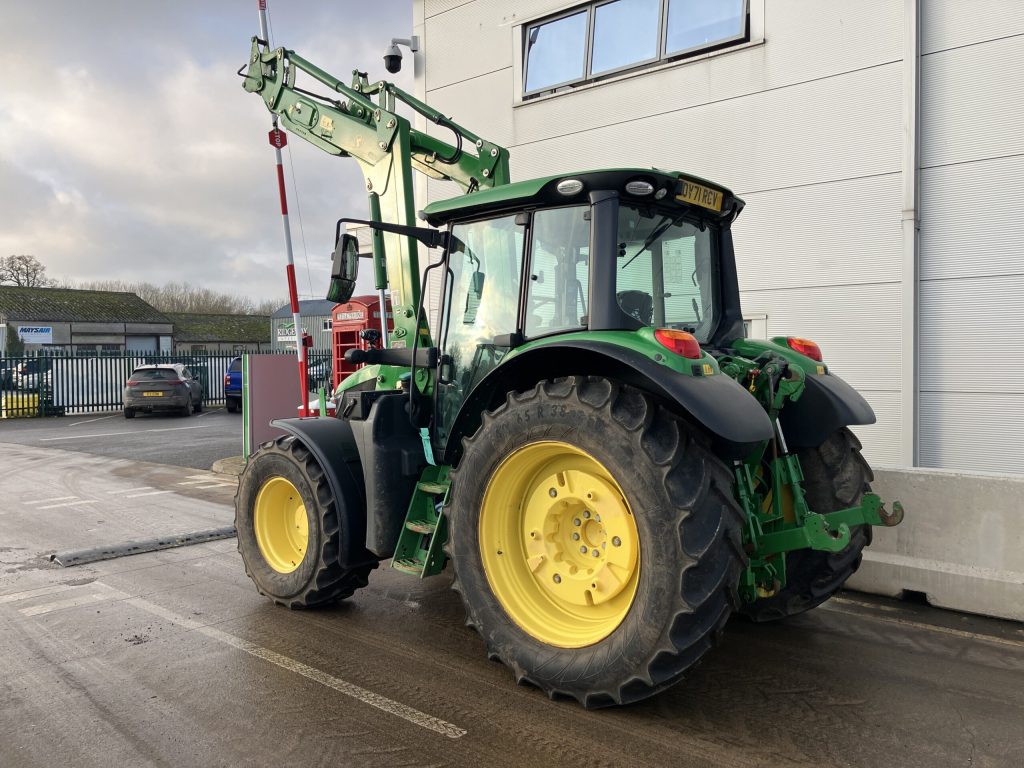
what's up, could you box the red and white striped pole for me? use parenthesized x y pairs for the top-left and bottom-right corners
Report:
(257, 0), (310, 416)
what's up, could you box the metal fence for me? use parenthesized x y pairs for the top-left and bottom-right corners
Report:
(0, 350), (333, 419)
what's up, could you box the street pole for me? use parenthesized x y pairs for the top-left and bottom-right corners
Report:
(257, 0), (310, 416)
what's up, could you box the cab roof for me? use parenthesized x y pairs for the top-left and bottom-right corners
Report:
(421, 168), (743, 227)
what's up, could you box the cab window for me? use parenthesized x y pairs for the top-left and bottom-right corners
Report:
(525, 206), (591, 337)
(437, 214), (525, 445)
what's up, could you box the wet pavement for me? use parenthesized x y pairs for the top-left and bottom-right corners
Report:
(0, 406), (241, 470)
(1, 442), (1023, 767)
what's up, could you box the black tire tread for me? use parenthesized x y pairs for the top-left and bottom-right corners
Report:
(446, 376), (745, 707)
(235, 435), (375, 609)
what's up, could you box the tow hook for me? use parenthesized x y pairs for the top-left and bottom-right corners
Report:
(878, 500), (904, 527)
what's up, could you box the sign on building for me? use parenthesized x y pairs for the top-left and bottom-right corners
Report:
(18, 326), (53, 345)
(276, 322), (307, 343)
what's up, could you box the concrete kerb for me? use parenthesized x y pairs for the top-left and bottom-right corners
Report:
(211, 455), (244, 480)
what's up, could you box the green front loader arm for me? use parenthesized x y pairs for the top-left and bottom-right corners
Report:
(241, 37), (510, 346)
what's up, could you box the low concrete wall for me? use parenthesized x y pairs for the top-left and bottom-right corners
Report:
(846, 467), (1024, 622)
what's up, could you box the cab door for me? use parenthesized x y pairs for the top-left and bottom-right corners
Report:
(435, 214), (526, 449)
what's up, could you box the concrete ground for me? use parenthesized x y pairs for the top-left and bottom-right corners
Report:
(1, 442), (1023, 767)
(0, 406), (242, 470)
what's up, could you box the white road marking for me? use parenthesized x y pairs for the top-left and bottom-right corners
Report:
(186, 474), (218, 480)
(177, 479), (213, 486)
(123, 595), (467, 739)
(125, 490), (172, 498)
(23, 496), (78, 506)
(40, 425), (210, 442)
(818, 603), (1024, 649)
(0, 583), (78, 605)
(68, 414), (117, 427)
(37, 500), (99, 510)
(20, 588), (129, 617)
(108, 487), (152, 494)
(190, 483), (233, 490)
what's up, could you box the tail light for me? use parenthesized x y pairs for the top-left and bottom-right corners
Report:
(126, 381), (138, 387)
(224, 373), (231, 387)
(654, 329), (702, 359)
(786, 337), (822, 362)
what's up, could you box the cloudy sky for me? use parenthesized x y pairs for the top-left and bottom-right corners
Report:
(0, 0), (414, 304)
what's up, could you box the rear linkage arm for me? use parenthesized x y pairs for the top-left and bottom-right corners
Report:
(719, 353), (904, 602)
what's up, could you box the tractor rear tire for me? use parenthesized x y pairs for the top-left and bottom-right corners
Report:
(235, 435), (377, 609)
(446, 376), (745, 708)
(740, 427), (873, 622)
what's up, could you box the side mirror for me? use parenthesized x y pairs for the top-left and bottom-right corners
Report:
(327, 233), (359, 303)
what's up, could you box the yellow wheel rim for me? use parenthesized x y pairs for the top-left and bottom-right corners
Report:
(479, 441), (640, 648)
(254, 476), (309, 574)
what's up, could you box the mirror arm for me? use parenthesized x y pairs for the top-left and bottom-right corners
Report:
(334, 217), (449, 250)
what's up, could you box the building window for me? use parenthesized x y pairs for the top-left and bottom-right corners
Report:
(524, 0), (748, 97)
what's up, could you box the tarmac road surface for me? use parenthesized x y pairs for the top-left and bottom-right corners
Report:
(1, 442), (1023, 767)
(0, 406), (241, 470)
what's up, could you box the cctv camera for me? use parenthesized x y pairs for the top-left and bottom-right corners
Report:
(383, 44), (403, 74)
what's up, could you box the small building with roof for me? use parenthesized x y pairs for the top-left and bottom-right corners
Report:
(271, 299), (337, 354)
(166, 312), (272, 354)
(0, 286), (172, 354)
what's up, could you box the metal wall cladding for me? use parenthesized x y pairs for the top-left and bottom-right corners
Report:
(422, 0), (901, 93)
(919, 21), (1024, 473)
(506, 62), (902, 196)
(920, 155), (1024, 282)
(734, 173), (903, 292)
(920, 394), (1024, 475)
(921, 34), (1024, 169)
(922, 0), (1024, 54)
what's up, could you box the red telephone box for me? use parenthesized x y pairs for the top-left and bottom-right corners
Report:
(331, 295), (394, 388)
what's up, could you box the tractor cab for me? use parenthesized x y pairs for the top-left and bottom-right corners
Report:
(421, 169), (750, 455)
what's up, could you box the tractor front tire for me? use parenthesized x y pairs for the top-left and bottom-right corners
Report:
(741, 427), (873, 622)
(447, 376), (745, 708)
(235, 435), (376, 608)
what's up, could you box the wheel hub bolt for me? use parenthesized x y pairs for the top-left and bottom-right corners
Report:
(573, 518), (581, 526)
(612, 536), (621, 547)
(595, 514), (601, 522)
(572, 532), (580, 541)
(579, 545), (588, 554)
(549, 488), (557, 497)
(592, 549), (600, 557)
(553, 574), (561, 584)
(583, 510), (591, 519)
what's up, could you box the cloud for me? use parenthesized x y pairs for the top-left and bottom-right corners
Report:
(0, 0), (413, 303)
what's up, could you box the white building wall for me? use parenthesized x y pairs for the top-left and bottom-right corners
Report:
(917, 1), (1024, 474)
(414, 0), (1023, 473)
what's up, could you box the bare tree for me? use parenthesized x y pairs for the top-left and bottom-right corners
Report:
(0, 255), (53, 287)
(67, 277), (285, 316)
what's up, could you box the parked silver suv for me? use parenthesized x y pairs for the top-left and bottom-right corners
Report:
(123, 363), (203, 418)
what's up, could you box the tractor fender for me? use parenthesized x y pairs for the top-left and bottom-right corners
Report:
(269, 417), (375, 569)
(778, 372), (876, 449)
(443, 340), (774, 464)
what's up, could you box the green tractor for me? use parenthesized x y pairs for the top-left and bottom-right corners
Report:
(237, 39), (903, 707)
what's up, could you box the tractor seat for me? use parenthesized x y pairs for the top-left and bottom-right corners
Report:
(617, 290), (654, 325)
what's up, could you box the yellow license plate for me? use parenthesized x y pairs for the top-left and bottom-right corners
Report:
(143, 391), (164, 397)
(677, 180), (723, 212)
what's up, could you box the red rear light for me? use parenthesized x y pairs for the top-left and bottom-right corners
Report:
(654, 329), (702, 359)
(224, 374), (230, 386)
(126, 381), (138, 387)
(786, 337), (822, 362)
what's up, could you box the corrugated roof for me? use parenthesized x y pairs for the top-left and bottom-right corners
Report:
(0, 286), (169, 324)
(272, 299), (337, 319)
(166, 313), (271, 343)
